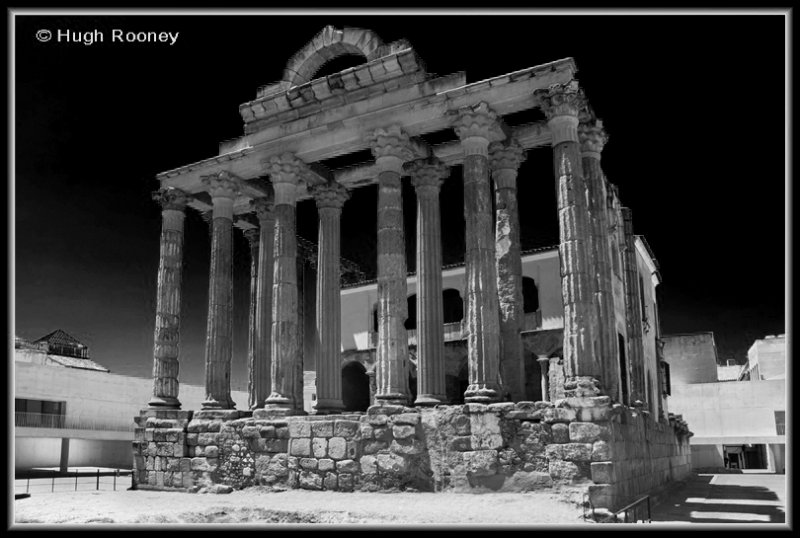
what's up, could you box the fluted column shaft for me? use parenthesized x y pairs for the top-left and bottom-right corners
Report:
(490, 141), (526, 402)
(621, 207), (646, 406)
(407, 158), (449, 406)
(202, 174), (239, 409)
(453, 102), (504, 403)
(311, 181), (349, 413)
(149, 188), (189, 408)
(244, 228), (260, 408)
(264, 154), (302, 412)
(580, 120), (620, 400)
(537, 81), (600, 387)
(251, 199), (275, 409)
(369, 126), (413, 406)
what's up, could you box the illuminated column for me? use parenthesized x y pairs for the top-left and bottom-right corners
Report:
(148, 187), (190, 408)
(369, 125), (413, 406)
(579, 117), (620, 400)
(489, 139), (526, 402)
(452, 102), (504, 403)
(264, 153), (302, 412)
(250, 195), (276, 410)
(311, 180), (350, 414)
(536, 81), (600, 390)
(201, 173), (239, 409)
(407, 157), (449, 406)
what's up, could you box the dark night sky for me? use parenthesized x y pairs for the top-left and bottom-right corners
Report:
(13, 11), (787, 389)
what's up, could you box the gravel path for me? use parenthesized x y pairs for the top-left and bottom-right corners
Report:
(13, 487), (589, 526)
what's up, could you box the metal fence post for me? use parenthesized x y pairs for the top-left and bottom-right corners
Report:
(75, 470), (79, 491)
(96, 469), (100, 490)
(113, 470), (117, 491)
(26, 478), (30, 493)
(52, 475), (55, 492)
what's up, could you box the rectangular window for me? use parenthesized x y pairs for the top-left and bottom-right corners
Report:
(775, 411), (785, 435)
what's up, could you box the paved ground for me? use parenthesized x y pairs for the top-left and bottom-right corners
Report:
(650, 473), (786, 525)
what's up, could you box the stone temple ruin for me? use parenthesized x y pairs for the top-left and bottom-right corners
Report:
(134, 26), (692, 510)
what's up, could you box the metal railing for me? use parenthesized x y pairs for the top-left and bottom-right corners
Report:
(586, 494), (651, 523)
(15, 412), (136, 432)
(15, 469), (133, 494)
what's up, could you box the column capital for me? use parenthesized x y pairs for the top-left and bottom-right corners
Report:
(451, 102), (505, 156)
(578, 119), (608, 159)
(406, 157), (449, 192)
(367, 125), (415, 174)
(152, 187), (190, 211)
(536, 80), (587, 120)
(251, 196), (275, 222)
(311, 180), (350, 210)
(489, 140), (526, 173)
(201, 172), (240, 200)
(243, 227), (260, 246)
(264, 152), (306, 185)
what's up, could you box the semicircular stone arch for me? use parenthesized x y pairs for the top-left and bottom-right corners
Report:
(283, 26), (385, 87)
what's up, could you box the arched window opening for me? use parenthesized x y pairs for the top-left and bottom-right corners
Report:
(442, 289), (464, 323)
(522, 277), (539, 313)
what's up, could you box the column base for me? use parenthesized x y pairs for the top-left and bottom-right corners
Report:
(464, 384), (500, 403)
(313, 399), (345, 415)
(147, 395), (182, 409)
(201, 397), (235, 410)
(414, 394), (446, 407)
(375, 393), (410, 406)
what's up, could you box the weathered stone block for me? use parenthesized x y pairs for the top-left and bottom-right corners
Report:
(545, 443), (593, 462)
(453, 414), (471, 435)
(363, 440), (388, 454)
(198, 432), (219, 445)
(299, 471), (323, 490)
(449, 436), (472, 452)
(360, 455), (377, 475)
(592, 440), (613, 461)
(186, 433), (198, 446)
(145, 430), (154, 441)
(241, 426), (260, 439)
(172, 444), (185, 457)
(591, 462), (615, 484)
(312, 437), (328, 458)
(551, 423), (569, 443)
(289, 420), (312, 438)
(290, 438), (311, 457)
(318, 458), (335, 472)
(259, 425), (276, 438)
(299, 458), (317, 470)
(541, 407), (577, 423)
(390, 439), (422, 455)
(361, 424), (374, 439)
(328, 437), (347, 460)
(311, 420), (334, 438)
(156, 443), (174, 457)
(338, 473), (354, 491)
(503, 471), (553, 491)
(394, 413), (421, 425)
(367, 404), (405, 416)
(204, 445), (219, 458)
(276, 426), (290, 439)
(336, 459), (359, 474)
(265, 438), (288, 453)
(334, 420), (360, 438)
(548, 460), (583, 482)
(569, 422), (611, 443)
(376, 452), (407, 474)
(463, 450), (498, 476)
(323, 472), (337, 490)
(392, 424), (416, 439)
(367, 414), (388, 426)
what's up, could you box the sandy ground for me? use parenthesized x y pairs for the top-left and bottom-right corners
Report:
(12, 486), (590, 527)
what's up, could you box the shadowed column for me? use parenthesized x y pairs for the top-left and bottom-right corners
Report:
(489, 140), (527, 402)
(250, 196), (275, 410)
(621, 207), (647, 407)
(149, 187), (189, 408)
(201, 173), (239, 409)
(264, 153), (302, 413)
(311, 180), (350, 414)
(536, 81), (600, 392)
(452, 102), (505, 403)
(368, 125), (414, 406)
(406, 157), (449, 406)
(579, 116), (620, 400)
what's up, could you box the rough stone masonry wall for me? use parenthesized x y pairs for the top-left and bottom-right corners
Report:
(133, 399), (691, 511)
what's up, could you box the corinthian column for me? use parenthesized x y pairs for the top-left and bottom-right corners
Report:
(579, 117), (620, 400)
(148, 187), (189, 408)
(201, 172), (239, 409)
(250, 196), (275, 410)
(310, 180), (350, 414)
(621, 207), (646, 407)
(489, 140), (526, 402)
(243, 226), (260, 409)
(452, 102), (505, 403)
(536, 81), (601, 392)
(406, 157), (449, 406)
(264, 153), (302, 412)
(368, 125), (413, 406)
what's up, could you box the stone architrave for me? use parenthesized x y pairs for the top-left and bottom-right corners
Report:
(368, 125), (414, 406)
(148, 187), (190, 408)
(536, 81), (601, 391)
(452, 102), (506, 403)
(406, 157), (450, 406)
(621, 207), (646, 407)
(264, 153), (303, 412)
(310, 180), (350, 414)
(201, 173), (240, 409)
(250, 196), (275, 410)
(579, 117), (620, 400)
(489, 139), (526, 403)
